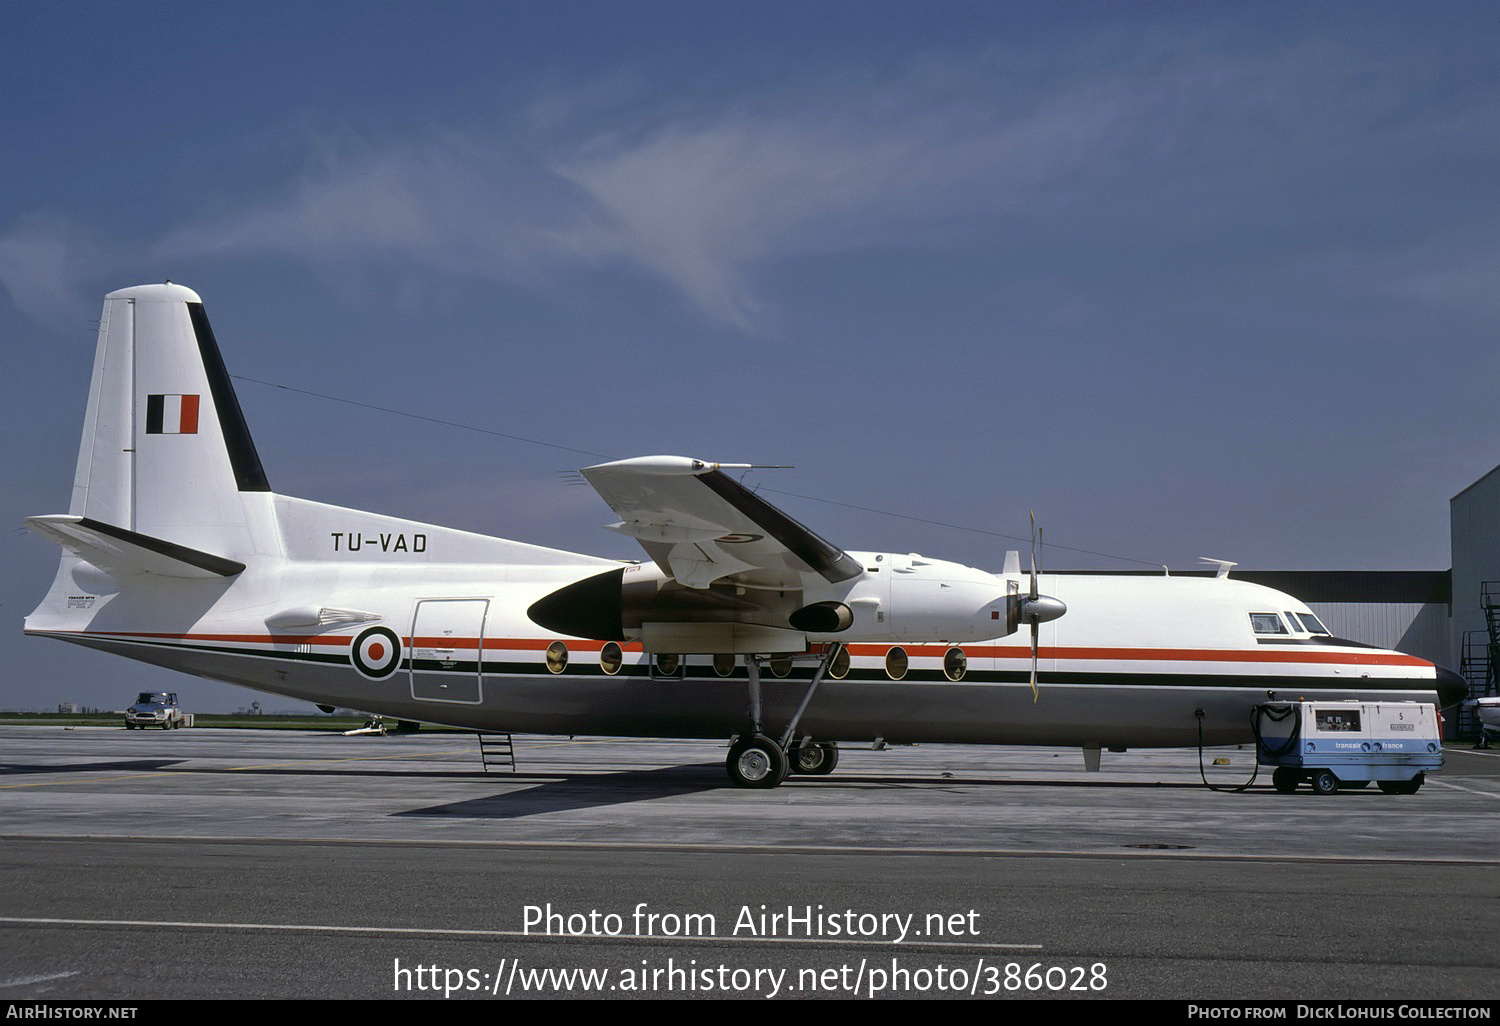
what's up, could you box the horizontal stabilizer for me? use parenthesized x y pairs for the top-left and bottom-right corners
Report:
(26, 515), (246, 579)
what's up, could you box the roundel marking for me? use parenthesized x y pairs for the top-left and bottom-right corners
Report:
(715, 533), (762, 544)
(352, 626), (402, 680)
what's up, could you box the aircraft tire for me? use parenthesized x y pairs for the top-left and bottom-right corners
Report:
(1271, 767), (1299, 793)
(727, 735), (788, 789)
(1310, 770), (1339, 795)
(791, 741), (839, 776)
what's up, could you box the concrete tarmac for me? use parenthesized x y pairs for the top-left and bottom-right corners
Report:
(2, 726), (1498, 1001)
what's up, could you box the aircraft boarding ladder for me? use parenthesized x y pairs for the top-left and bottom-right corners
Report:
(476, 732), (517, 772)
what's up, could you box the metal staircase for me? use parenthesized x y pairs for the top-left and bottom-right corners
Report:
(476, 732), (517, 772)
(1457, 581), (1500, 738)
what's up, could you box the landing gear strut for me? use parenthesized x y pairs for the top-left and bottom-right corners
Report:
(724, 646), (840, 789)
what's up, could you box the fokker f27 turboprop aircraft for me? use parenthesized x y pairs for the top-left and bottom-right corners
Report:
(26, 285), (1466, 787)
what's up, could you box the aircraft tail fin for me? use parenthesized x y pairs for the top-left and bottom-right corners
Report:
(43, 282), (614, 582)
(67, 284), (271, 563)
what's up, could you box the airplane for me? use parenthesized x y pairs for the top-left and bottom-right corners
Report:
(25, 284), (1468, 788)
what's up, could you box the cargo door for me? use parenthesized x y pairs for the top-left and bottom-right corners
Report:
(409, 599), (487, 704)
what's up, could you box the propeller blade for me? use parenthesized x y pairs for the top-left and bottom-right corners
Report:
(1028, 510), (1038, 600)
(1028, 511), (1040, 700)
(1030, 621), (1039, 703)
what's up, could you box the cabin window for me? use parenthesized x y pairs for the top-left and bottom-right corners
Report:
(1297, 612), (1331, 635)
(770, 655), (793, 678)
(712, 652), (736, 677)
(600, 642), (623, 675)
(884, 646), (909, 680)
(943, 647), (967, 682)
(1249, 612), (1288, 635)
(545, 641), (568, 674)
(828, 644), (851, 679)
(654, 652), (680, 676)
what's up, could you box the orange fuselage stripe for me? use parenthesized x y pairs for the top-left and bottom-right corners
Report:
(55, 631), (1430, 667)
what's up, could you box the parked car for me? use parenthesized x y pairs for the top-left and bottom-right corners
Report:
(124, 692), (188, 729)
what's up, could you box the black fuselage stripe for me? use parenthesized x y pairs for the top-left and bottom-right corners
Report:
(61, 635), (1435, 691)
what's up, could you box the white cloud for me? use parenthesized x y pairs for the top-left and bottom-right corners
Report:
(0, 219), (89, 328)
(129, 57), (1171, 332)
(1389, 251), (1500, 322)
(7, 33), (1495, 337)
(550, 79), (1150, 329)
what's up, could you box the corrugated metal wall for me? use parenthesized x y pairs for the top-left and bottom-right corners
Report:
(1306, 601), (1451, 667)
(1451, 465), (1500, 674)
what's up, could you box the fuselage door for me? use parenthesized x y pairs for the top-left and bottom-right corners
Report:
(410, 599), (487, 704)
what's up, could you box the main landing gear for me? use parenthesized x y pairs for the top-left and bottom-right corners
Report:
(727, 734), (788, 788)
(724, 647), (841, 789)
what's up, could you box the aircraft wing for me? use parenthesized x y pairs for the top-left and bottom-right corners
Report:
(580, 456), (864, 590)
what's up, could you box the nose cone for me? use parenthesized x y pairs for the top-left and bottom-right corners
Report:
(1433, 664), (1469, 710)
(527, 567), (625, 640)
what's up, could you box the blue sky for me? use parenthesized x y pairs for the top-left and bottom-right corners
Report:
(4, 2), (1498, 711)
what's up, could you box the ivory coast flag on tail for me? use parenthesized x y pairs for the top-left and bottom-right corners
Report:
(145, 394), (200, 434)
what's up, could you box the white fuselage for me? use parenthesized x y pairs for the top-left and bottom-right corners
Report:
(24, 284), (1460, 756)
(27, 537), (1449, 749)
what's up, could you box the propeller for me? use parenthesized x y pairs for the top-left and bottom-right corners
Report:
(1016, 510), (1067, 702)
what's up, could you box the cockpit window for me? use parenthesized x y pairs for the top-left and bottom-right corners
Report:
(1249, 612), (1288, 635)
(1296, 612), (1330, 635)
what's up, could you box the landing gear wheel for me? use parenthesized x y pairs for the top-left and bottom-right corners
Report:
(1310, 769), (1339, 795)
(790, 741), (839, 776)
(727, 735), (788, 789)
(1271, 767), (1299, 793)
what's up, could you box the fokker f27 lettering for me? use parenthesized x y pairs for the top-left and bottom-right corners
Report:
(26, 285), (1467, 786)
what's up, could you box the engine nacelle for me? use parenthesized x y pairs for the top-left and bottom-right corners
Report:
(787, 601), (854, 633)
(527, 563), (804, 642)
